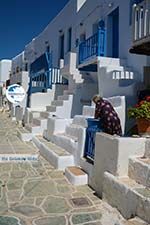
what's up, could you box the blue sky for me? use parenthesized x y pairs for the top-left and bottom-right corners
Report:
(0, 0), (69, 60)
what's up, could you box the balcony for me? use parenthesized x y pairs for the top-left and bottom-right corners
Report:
(29, 52), (67, 94)
(130, 0), (150, 55)
(78, 28), (106, 71)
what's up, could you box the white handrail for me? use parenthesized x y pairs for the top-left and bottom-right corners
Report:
(132, 1), (150, 42)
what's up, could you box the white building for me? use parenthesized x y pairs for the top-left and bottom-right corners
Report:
(22, 0), (149, 111)
(0, 59), (12, 86)
(14, 1), (150, 223)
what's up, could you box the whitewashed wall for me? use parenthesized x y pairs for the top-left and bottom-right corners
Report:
(0, 60), (12, 84)
(24, 0), (148, 80)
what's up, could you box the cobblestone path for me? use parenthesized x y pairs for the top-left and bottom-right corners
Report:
(0, 112), (148, 225)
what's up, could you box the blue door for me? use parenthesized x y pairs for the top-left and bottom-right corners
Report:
(112, 7), (119, 58)
(108, 7), (119, 58)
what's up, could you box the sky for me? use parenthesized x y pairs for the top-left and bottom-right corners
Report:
(0, 0), (69, 60)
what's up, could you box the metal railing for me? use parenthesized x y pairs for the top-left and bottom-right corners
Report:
(132, 0), (150, 42)
(84, 118), (103, 160)
(30, 68), (67, 93)
(29, 51), (68, 94)
(79, 28), (106, 64)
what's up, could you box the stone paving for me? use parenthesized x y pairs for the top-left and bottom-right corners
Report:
(0, 112), (149, 225)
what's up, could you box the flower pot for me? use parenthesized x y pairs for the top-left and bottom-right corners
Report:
(137, 118), (150, 135)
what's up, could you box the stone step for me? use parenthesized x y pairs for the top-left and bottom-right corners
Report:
(65, 166), (88, 185)
(51, 100), (64, 106)
(65, 124), (84, 139)
(46, 105), (56, 112)
(128, 156), (150, 188)
(33, 117), (48, 129)
(25, 124), (43, 135)
(50, 133), (78, 155)
(17, 127), (33, 142)
(103, 172), (150, 223)
(32, 136), (74, 170)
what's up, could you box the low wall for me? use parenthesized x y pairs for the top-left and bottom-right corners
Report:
(90, 132), (146, 196)
(30, 91), (54, 110)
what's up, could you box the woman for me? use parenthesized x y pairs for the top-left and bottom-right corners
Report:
(92, 95), (122, 136)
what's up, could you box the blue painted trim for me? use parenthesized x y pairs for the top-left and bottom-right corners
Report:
(78, 28), (106, 64)
(28, 51), (67, 97)
(84, 118), (103, 160)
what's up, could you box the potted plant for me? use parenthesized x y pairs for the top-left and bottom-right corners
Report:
(128, 96), (150, 135)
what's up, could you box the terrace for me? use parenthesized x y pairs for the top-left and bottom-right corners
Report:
(78, 27), (106, 71)
(130, 0), (150, 55)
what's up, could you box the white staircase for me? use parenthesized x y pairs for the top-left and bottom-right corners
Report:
(32, 136), (74, 170)
(23, 91), (73, 137)
(103, 143), (150, 223)
(47, 115), (87, 165)
(98, 57), (139, 98)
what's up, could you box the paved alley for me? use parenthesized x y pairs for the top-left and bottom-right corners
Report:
(0, 112), (148, 225)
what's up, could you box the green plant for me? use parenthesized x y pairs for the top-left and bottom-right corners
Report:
(128, 97), (150, 120)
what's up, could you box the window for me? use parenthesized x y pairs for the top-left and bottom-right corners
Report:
(67, 27), (72, 52)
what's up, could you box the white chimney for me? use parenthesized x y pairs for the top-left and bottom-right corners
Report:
(77, 0), (86, 12)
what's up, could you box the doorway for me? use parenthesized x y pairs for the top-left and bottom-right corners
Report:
(107, 7), (119, 58)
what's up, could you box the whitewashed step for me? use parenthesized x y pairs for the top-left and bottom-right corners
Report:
(58, 95), (70, 101)
(72, 115), (88, 127)
(51, 100), (64, 106)
(33, 117), (48, 129)
(106, 66), (131, 72)
(128, 157), (150, 188)
(31, 111), (41, 118)
(65, 124), (84, 139)
(40, 111), (54, 118)
(17, 127), (33, 142)
(25, 124), (43, 135)
(63, 90), (73, 95)
(46, 105), (56, 112)
(99, 57), (127, 67)
(50, 133), (78, 155)
(32, 136), (74, 170)
(103, 172), (150, 223)
(65, 166), (88, 185)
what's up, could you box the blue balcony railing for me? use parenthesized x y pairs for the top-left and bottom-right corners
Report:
(79, 28), (106, 64)
(29, 52), (68, 94)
